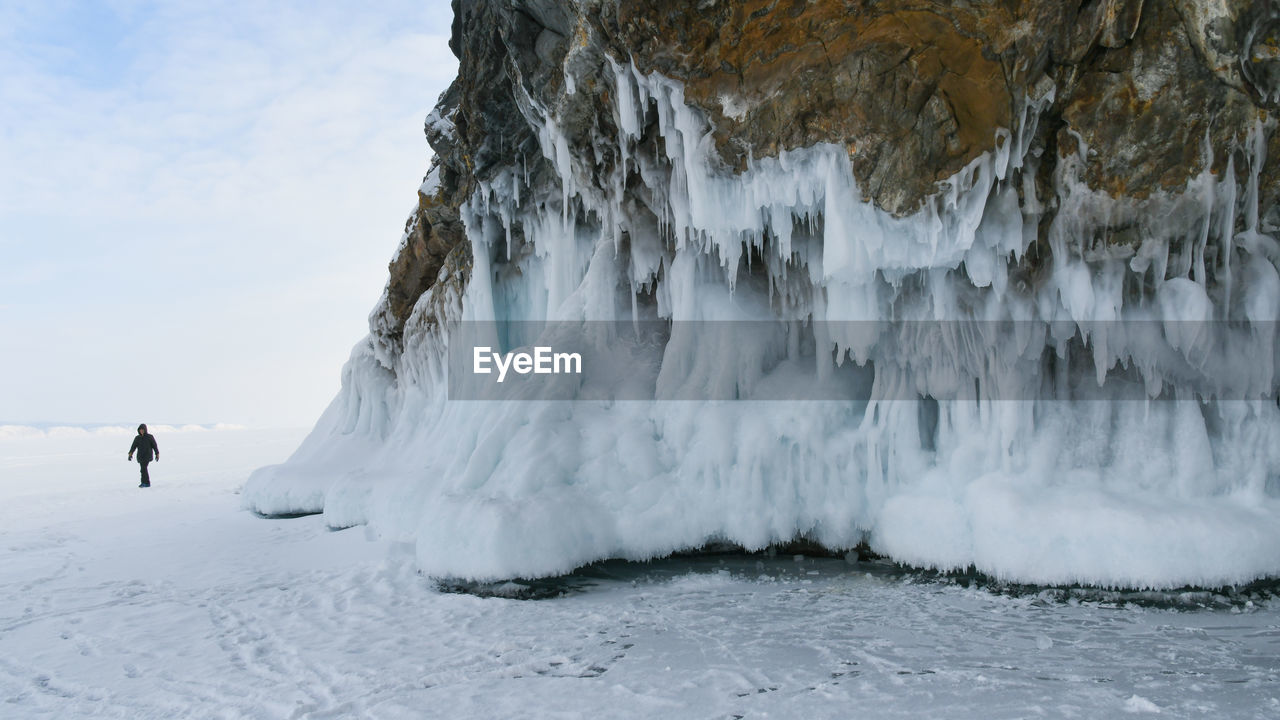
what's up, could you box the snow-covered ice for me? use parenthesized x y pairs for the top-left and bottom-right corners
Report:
(4, 427), (1280, 718)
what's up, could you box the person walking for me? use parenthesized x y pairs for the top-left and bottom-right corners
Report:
(127, 424), (159, 488)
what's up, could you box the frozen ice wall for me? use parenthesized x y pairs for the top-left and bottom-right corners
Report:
(245, 61), (1280, 589)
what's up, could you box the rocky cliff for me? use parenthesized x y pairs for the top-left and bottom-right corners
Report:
(380, 0), (1278, 339)
(244, 1), (1280, 588)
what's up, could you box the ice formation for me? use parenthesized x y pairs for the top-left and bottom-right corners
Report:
(245, 61), (1280, 589)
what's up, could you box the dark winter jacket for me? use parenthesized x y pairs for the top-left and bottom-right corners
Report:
(129, 433), (159, 463)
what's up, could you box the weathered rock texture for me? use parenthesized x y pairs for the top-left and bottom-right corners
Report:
(376, 0), (1277, 337)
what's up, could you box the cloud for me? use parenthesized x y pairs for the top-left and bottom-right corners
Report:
(0, 0), (458, 427)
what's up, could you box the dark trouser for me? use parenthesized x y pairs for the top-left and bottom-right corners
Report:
(139, 460), (151, 486)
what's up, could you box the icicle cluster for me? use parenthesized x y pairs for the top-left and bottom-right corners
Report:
(245, 60), (1280, 589)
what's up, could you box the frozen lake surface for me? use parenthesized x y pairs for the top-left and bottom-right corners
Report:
(2, 427), (1278, 718)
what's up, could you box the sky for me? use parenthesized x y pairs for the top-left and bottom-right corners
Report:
(0, 0), (458, 427)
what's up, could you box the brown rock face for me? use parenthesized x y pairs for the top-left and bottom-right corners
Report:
(604, 1), (1020, 215)
(598, 0), (1273, 211)
(383, 186), (465, 333)
(377, 0), (1278, 335)
(1059, 0), (1260, 198)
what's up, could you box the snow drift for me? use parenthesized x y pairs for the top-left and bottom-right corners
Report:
(245, 58), (1280, 589)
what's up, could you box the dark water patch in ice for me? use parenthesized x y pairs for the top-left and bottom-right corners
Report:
(435, 553), (898, 600)
(912, 566), (1280, 610)
(434, 551), (1280, 611)
(250, 510), (323, 520)
(434, 575), (601, 600)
